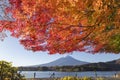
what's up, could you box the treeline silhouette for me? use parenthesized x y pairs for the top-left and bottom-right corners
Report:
(18, 62), (120, 71)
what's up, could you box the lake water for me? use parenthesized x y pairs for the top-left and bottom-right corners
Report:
(20, 71), (119, 78)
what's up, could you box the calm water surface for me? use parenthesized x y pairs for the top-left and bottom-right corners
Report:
(20, 71), (119, 78)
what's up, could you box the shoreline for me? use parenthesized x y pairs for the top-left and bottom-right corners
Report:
(26, 77), (120, 80)
(26, 78), (60, 80)
(25, 72), (120, 80)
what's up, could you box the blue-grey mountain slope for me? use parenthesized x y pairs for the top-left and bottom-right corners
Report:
(35, 56), (89, 67)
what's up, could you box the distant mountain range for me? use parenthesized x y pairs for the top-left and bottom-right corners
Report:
(34, 56), (89, 67)
(19, 56), (120, 71)
(107, 58), (120, 64)
(79, 60), (120, 71)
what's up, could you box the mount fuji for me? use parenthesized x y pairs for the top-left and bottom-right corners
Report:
(35, 56), (89, 67)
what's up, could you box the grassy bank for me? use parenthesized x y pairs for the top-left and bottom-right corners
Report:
(26, 76), (120, 80)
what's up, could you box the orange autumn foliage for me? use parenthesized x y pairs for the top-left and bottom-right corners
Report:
(0, 0), (120, 54)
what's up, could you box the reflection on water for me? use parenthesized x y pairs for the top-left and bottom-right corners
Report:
(20, 71), (119, 78)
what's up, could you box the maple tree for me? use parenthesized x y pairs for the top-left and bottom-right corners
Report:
(0, 0), (120, 54)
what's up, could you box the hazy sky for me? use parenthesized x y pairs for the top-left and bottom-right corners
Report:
(0, 0), (120, 67)
(0, 32), (120, 67)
